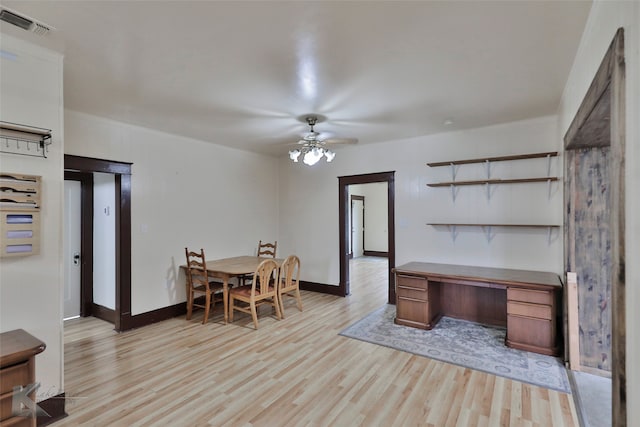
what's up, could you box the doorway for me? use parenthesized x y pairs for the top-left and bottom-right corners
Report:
(64, 155), (132, 332)
(63, 179), (81, 319)
(338, 171), (395, 302)
(64, 171), (94, 319)
(350, 195), (364, 258)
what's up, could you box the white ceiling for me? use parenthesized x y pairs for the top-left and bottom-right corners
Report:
(0, 1), (592, 156)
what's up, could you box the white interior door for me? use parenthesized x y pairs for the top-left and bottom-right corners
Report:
(352, 199), (364, 258)
(93, 173), (116, 310)
(64, 180), (81, 319)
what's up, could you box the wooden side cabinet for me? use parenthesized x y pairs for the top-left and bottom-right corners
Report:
(0, 330), (46, 427)
(505, 288), (558, 356)
(394, 274), (441, 329)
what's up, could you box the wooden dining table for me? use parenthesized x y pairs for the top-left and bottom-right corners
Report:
(182, 256), (283, 324)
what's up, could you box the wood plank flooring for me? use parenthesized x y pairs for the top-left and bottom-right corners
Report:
(58, 257), (578, 426)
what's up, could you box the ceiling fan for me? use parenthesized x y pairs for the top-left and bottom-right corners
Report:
(288, 115), (358, 165)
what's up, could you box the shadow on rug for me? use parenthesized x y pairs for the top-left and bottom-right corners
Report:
(340, 304), (570, 393)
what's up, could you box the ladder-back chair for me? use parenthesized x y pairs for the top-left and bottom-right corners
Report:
(185, 248), (224, 324)
(241, 240), (278, 286)
(257, 240), (277, 258)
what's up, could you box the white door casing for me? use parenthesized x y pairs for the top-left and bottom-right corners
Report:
(352, 198), (364, 258)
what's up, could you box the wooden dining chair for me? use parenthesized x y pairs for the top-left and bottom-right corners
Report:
(240, 240), (278, 286)
(229, 258), (281, 329)
(184, 248), (224, 325)
(278, 255), (302, 317)
(257, 240), (277, 258)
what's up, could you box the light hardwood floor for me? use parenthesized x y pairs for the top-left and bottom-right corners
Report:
(58, 257), (578, 426)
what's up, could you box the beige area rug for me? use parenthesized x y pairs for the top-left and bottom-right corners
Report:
(340, 304), (570, 393)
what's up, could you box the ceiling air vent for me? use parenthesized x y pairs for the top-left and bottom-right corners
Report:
(0, 7), (53, 36)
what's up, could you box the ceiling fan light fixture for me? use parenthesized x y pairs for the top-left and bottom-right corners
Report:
(288, 114), (354, 166)
(324, 149), (335, 162)
(289, 149), (301, 162)
(302, 146), (324, 166)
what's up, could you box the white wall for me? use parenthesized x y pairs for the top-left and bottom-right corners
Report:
(278, 115), (562, 285)
(64, 110), (280, 315)
(92, 172), (116, 310)
(350, 183), (388, 252)
(0, 35), (64, 400)
(557, 1), (639, 423)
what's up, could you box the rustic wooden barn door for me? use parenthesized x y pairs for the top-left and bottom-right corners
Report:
(564, 28), (625, 426)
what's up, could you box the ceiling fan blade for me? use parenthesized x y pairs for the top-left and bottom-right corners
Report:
(277, 139), (310, 147)
(322, 138), (359, 145)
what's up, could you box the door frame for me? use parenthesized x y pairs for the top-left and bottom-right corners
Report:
(65, 155), (132, 332)
(350, 195), (365, 258)
(339, 171), (395, 302)
(64, 171), (94, 317)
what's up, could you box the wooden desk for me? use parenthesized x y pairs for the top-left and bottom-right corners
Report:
(0, 329), (46, 426)
(182, 256), (282, 324)
(393, 262), (562, 356)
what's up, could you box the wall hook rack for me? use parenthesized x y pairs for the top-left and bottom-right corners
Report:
(0, 121), (52, 158)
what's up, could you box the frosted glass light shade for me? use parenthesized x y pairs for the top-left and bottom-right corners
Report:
(303, 148), (322, 165)
(289, 149), (301, 162)
(291, 144), (336, 166)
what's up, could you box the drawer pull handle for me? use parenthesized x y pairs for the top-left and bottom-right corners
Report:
(397, 275), (426, 281)
(398, 296), (428, 303)
(397, 285), (427, 292)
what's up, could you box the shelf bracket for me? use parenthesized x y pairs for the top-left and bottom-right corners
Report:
(546, 153), (552, 176)
(546, 226), (560, 244)
(485, 159), (491, 179)
(450, 184), (459, 202)
(449, 163), (458, 181)
(482, 225), (495, 243)
(448, 225), (458, 242)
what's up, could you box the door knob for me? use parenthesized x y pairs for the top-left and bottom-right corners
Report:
(73, 252), (80, 266)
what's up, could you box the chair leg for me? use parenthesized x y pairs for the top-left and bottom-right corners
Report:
(229, 296), (235, 323)
(250, 302), (259, 329)
(273, 297), (281, 320)
(295, 288), (303, 311)
(186, 291), (193, 320)
(278, 293), (285, 319)
(202, 292), (211, 325)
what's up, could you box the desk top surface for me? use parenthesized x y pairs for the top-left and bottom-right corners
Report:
(0, 329), (46, 367)
(394, 262), (562, 288)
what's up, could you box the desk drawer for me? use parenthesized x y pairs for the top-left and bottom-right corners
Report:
(396, 284), (429, 301)
(507, 314), (555, 351)
(0, 362), (29, 395)
(396, 274), (428, 290)
(508, 288), (554, 305)
(0, 416), (32, 426)
(396, 297), (429, 327)
(507, 301), (552, 320)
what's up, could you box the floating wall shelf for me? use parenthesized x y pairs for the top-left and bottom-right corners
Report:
(426, 151), (560, 200)
(427, 223), (561, 243)
(427, 151), (558, 167)
(426, 151), (561, 242)
(0, 121), (52, 158)
(427, 223), (560, 228)
(427, 177), (559, 187)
